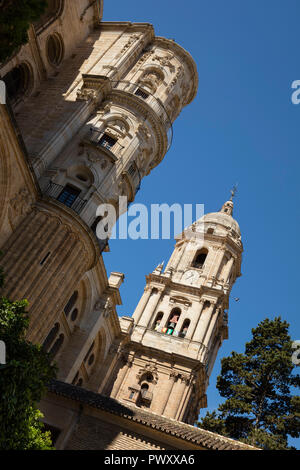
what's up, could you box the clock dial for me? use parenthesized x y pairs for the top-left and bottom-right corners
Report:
(183, 269), (198, 285)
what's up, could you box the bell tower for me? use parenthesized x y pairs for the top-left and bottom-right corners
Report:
(104, 198), (243, 424)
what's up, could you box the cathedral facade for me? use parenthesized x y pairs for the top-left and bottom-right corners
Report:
(0, 0), (255, 450)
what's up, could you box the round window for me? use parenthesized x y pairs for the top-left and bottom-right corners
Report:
(47, 33), (64, 66)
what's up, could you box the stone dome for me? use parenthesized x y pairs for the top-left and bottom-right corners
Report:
(197, 200), (241, 236)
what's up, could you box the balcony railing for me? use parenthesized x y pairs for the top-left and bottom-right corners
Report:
(44, 181), (87, 215)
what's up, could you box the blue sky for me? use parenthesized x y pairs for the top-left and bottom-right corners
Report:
(102, 0), (300, 445)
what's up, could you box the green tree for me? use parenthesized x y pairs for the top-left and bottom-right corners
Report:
(0, 0), (48, 63)
(198, 317), (300, 450)
(0, 266), (57, 449)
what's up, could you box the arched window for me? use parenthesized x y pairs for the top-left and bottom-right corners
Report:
(3, 63), (32, 103)
(152, 312), (163, 331)
(64, 291), (78, 317)
(192, 249), (208, 269)
(164, 308), (181, 336)
(42, 323), (60, 351)
(140, 383), (149, 397)
(46, 33), (64, 66)
(179, 319), (190, 338)
(49, 333), (64, 358)
(84, 341), (95, 363)
(70, 308), (78, 322)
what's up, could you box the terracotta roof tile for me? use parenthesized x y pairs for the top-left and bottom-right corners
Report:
(48, 380), (259, 451)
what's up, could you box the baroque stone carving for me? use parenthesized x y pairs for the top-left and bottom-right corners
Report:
(76, 87), (99, 102)
(152, 53), (175, 71)
(116, 33), (141, 59)
(94, 296), (114, 318)
(10, 188), (34, 217)
(136, 363), (159, 384)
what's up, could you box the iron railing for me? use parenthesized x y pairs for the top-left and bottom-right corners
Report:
(44, 181), (87, 215)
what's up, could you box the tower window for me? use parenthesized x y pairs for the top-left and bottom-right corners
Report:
(3, 63), (32, 103)
(70, 308), (78, 322)
(64, 291), (78, 317)
(46, 33), (64, 66)
(57, 184), (81, 208)
(152, 312), (163, 331)
(48, 333), (64, 358)
(164, 308), (181, 336)
(134, 88), (149, 100)
(42, 323), (60, 352)
(84, 341), (95, 363)
(140, 383), (149, 397)
(192, 249), (208, 269)
(98, 133), (117, 150)
(179, 319), (190, 338)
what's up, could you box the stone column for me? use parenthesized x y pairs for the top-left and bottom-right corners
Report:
(132, 286), (152, 324)
(187, 299), (205, 340)
(224, 256), (235, 283)
(110, 356), (132, 399)
(163, 374), (188, 419)
(203, 308), (220, 348)
(155, 372), (176, 416)
(177, 379), (194, 422)
(192, 301), (216, 344)
(138, 288), (162, 328)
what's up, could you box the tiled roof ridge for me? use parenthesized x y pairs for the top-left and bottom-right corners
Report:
(48, 380), (260, 451)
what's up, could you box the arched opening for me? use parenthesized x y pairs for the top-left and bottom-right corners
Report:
(70, 308), (78, 322)
(152, 312), (163, 331)
(84, 341), (95, 364)
(42, 322), (59, 351)
(164, 308), (181, 335)
(140, 383), (149, 397)
(137, 373), (154, 407)
(3, 63), (32, 103)
(34, 0), (63, 30)
(192, 249), (208, 269)
(64, 291), (78, 317)
(49, 333), (64, 358)
(179, 319), (190, 338)
(46, 33), (64, 66)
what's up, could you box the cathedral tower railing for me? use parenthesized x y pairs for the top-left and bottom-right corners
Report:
(44, 181), (87, 215)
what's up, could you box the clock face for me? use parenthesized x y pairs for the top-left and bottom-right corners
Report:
(183, 269), (199, 285)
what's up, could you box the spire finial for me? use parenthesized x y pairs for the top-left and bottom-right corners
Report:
(229, 183), (238, 201)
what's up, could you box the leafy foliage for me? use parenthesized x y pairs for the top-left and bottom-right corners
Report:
(0, 264), (57, 449)
(0, 0), (48, 63)
(198, 317), (300, 449)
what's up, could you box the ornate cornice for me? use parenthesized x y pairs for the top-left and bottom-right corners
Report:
(153, 37), (198, 105)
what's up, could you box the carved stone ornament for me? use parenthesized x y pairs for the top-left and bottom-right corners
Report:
(76, 87), (99, 102)
(136, 363), (159, 384)
(94, 296), (114, 318)
(10, 188), (34, 217)
(152, 53), (175, 71)
(116, 33), (141, 59)
(86, 148), (103, 164)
